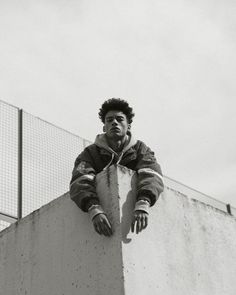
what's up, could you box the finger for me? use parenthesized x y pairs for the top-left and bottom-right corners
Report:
(131, 215), (136, 232)
(101, 221), (112, 237)
(131, 221), (135, 233)
(94, 223), (102, 235)
(104, 223), (112, 237)
(98, 222), (105, 236)
(93, 215), (106, 236)
(140, 215), (145, 232)
(105, 223), (113, 236)
(96, 217), (111, 237)
(144, 215), (148, 229)
(102, 217), (113, 236)
(100, 224), (109, 236)
(136, 218), (141, 234)
(104, 217), (112, 230)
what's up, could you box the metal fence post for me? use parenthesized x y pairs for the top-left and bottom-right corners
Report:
(226, 204), (232, 215)
(17, 109), (23, 220)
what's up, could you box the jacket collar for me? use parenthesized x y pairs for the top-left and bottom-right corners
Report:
(94, 132), (137, 155)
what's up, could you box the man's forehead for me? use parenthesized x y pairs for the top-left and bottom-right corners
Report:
(105, 110), (126, 118)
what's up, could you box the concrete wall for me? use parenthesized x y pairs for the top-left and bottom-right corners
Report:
(1, 165), (236, 295)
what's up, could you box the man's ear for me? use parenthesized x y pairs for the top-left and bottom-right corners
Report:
(128, 124), (131, 130)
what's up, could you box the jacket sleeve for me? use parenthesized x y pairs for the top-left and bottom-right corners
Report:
(135, 142), (164, 206)
(69, 149), (100, 212)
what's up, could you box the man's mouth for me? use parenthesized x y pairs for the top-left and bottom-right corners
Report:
(110, 127), (120, 132)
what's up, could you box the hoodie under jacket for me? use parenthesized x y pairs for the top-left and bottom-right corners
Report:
(70, 133), (164, 212)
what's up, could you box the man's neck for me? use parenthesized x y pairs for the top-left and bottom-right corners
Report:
(106, 135), (128, 153)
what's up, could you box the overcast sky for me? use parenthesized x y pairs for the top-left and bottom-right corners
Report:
(0, 0), (235, 207)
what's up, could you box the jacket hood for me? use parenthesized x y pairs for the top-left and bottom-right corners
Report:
(94, 132), (137, 155)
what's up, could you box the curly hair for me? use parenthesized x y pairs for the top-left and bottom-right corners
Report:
(98, 98), (135, 124)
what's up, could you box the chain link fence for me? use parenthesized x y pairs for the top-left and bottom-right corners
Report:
(0, 99), (235, 232)
(0, 102), (19, 231)
(0, 100), (90, 231)
(22, 111), (86, 216)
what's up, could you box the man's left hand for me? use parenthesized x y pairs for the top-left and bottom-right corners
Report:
(131, 210), (148, 234)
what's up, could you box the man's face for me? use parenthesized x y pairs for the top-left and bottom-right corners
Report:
(104, 110), (130, 140)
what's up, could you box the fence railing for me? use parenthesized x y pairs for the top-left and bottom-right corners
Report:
(163, 176), (236, 216)
(0, 99), (235, 232)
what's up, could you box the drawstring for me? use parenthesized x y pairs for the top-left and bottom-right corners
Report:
(102, 151), (124, 170)
(116, 152), (124, 165)
(103, 153), (115, 170)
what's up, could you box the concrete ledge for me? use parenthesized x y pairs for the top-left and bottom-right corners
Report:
(1, 165), (236, 295)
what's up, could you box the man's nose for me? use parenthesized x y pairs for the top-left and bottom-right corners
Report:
(112, 119), (118, 125)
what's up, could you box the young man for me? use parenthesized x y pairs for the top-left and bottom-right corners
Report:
(70, 98), (164, 237)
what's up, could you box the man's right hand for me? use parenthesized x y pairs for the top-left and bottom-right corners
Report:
(92, 213), (113, 237)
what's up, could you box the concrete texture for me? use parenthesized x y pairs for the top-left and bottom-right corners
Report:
(1, 165), (236, 295)
(122, 189), (236, 295)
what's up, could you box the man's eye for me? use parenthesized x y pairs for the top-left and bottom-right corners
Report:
(117, 117), (124, 122)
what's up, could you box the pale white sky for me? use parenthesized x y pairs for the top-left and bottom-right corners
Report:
(0, 0), (236, 206)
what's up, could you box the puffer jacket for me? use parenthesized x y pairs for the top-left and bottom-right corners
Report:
(70, 133), (164, 212)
